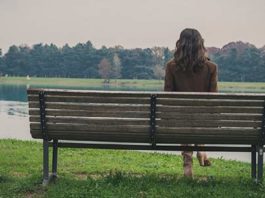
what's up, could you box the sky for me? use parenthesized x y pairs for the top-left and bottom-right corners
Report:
(1, 0), (265, 52)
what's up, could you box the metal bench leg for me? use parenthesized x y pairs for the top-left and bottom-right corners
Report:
(42, 139), (49, 186)
(251, 145), (257, 180)
(257, 145), (264, 183)
(52, 139), (58, 178)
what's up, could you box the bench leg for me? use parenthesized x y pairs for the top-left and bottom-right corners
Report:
(251, 145), (257, 180)
(52, 139), (58, 178)
(43, 139), (49, 186)
(257, 145), (264, 183)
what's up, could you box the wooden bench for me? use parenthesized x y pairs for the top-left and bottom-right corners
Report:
(27, 88), (265, 185)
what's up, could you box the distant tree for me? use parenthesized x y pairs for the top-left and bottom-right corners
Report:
(0, 48), (3, 76)
(112, 53), (122, 79)
(98, 58), (112, 83)
(1, 40), (265, 82)
(163, 48), (172, 64)
(153, 64), (165, 80)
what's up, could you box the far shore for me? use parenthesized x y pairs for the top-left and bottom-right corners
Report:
(1, 76), (265, 92)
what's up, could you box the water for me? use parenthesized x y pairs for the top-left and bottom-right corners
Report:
(0, 84), (260, 163)
(0, 101), (30, 140)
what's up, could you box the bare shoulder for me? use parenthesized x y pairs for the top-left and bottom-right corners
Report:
(205, 60), (218, 73)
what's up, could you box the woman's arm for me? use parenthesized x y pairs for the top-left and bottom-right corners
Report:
(209, 64), (218, 92)
(164, 64), (175, 91)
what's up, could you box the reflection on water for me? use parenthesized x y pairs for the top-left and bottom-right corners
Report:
(0, 101), (28, 117)
(0, 101), (31, 140)
(0, 84), (29, 102)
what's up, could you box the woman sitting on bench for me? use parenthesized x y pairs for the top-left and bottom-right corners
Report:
(164, 28), (218, 177)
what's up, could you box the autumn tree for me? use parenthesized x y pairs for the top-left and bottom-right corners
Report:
(98, 58), (112, 83)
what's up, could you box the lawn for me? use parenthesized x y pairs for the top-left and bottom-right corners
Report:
(0, 139), (264, 197)
(1, 76), (265, 92)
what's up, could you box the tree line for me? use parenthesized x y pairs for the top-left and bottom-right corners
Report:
(0, 41), (264, 82)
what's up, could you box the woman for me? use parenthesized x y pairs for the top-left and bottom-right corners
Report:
(164, 28), (218, 177)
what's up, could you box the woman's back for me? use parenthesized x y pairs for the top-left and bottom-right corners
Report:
(164, 59), (218, 92)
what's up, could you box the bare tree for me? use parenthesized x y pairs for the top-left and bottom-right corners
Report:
(153, 64), (165, 80)
(112, 53), (122, 79)
(98, 58), (112, 83)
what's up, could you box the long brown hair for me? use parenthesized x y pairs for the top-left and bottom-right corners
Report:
(174, 28), (207, 73)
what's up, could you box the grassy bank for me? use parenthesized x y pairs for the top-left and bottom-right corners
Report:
(1, 76), (265, 92)
(0, 139), (264, 197)
(0, 77), (164, 91)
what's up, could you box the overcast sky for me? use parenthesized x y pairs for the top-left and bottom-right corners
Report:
(1, 0), (265, 52)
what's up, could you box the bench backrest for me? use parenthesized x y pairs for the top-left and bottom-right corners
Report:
(28, 89), (265, 145)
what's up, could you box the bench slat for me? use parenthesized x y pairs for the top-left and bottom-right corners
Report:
(29, 111), (262, 121)
(157, 106), (263, 114)
(29, 109), (149, 118)
(156, 135), (258, 144)
(30, 131), (150, 143)
(157, 98), (264, 107)
(30, 124), (260, 136)
(29, 102), (149, 112)
(28, 104), (263, 115)
(29, 117), (261, 128)
(157, 120), (262, 128)
(29, 116), (149, 125)
(28, 95), (264, 107)
(27, 89), (265, 100)
(30, 130), (257, 144)
(30, 123), (149, 133)
(157, 127), (260, 135)
(28, 95), (150, 104)
(159, 113), (262, 121)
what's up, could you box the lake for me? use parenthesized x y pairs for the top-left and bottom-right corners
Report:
(0, 83), (262, 163)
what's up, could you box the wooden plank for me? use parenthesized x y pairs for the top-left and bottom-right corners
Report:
(30, 131), (257, 144)
(156, 135), (258, 144)
(156, 134), (258, 140)
(157, 106), (263, 114)
(28, 95), (150, 104)
(31, 130), (149, 137)
(157, 98), (264, 107)
(157, 120), (262, 128)
(29, 112), (262, 122)
(29, 111), (262, 121)
(30, 123), (149, 133)
(157, 127), (260, 136)
(29, 109), (150, 118)
(54, 143), (254, 152)
(30, 130), (149, 140)
(159, 113), (262, 121)
(29, 116), (149, 125)
(29, 102), (149, 112)
(27, 89), (152, 98)
(30, 131), (150, 143)
(27, 88), (265, 99)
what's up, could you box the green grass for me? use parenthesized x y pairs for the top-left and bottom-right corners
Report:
(0, 139), (264, 197)
(0, 76), (164, 91)
(1, 76), (265, 92)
